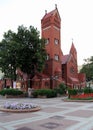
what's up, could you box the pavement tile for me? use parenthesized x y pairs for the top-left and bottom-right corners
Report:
(15, 116), (79, 130)
(60, 103), (83, 108)
(65, 110), (93, 118)
(50, 115), (65, 120)
(16, 127), (34, 130)
(41, 107), (66, 113)
(0, 113), (38, 123)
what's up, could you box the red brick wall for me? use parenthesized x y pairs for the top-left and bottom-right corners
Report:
(41, 9), (62, 88)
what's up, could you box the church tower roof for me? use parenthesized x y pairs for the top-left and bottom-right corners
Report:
(69, 41), (77, 54)
(41, 4), (61, 21)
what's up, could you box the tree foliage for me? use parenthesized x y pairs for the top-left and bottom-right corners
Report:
(0, 25), (47, 80)
(80, 57), (93, 81)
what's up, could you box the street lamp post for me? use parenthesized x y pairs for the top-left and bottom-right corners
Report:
(9, 64), (13, 88)
(50, 75), (58, 89)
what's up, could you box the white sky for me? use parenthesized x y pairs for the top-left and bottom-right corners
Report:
(0, 0), (93, 65)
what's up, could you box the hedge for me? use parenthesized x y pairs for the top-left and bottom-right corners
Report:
(33, 89), (57, 98)
(0, 88), (23, 96)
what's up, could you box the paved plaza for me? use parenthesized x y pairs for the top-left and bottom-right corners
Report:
(0, 97), (93, 130)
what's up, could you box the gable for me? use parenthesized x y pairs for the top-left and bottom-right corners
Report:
(42, 10), (55, 20)
(53, 9), (61, 21)
(62, 54), (70, 64)
(41, 7), (61, 21)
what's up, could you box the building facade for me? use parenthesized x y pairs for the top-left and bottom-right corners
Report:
(0, 6), (86, 90)
(62, 43), (86, 88)
(31, 6), (86, 90)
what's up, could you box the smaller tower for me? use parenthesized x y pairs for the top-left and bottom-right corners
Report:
(69, 42), (78, 79)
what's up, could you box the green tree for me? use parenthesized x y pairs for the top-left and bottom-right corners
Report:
(0, 25), (47, 86)
(80, 57), (93, 81)
(0, 30), (19, 80)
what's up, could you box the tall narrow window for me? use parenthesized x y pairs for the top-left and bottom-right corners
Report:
(62, 67), (65, 78)
(46, 54), (50, 60)
(45, 38), (49, 45)
(54, 54), (59, 61)
(70, 67), (74, 73)
(54, 38), (59, 45)
(45, 63), (48, 69)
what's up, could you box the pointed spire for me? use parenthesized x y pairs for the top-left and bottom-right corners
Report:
(45, 10), (47, 15)
(70, 38), (77, 54)
(55, 4), (57, 9)
(71, 38), (74, 50)
(72, 38), (74, 44)
(71, 38), (74, 49)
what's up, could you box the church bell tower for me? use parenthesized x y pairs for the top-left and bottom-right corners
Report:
(41, 5), (62, 88)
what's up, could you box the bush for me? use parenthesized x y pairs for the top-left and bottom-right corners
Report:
(68, 89), (78, 96)
(77, 89), (84, 94)
(32, 90), (38, 98)
(84, 87), (92, 94)
(54, 88), (60, 94)
(54, 83), (67, 95)
(59, 83), (67, 94)
(46, 89), (57, 98)
(33, 89), (57, 98)
(0, 88), (23, 96)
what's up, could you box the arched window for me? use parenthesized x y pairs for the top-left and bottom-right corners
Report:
(54, 54), (59, 61)
(46, 54), (50, 60)
(45, 38), (49, 45)
(54, 38), (59, 45)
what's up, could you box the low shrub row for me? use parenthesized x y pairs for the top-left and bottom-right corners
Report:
(68, 87), (93, 99)
(68, 87), (93, 96)
(84, 87), (93, 94)
(0, 88), (23, 96)
(33, 89), (57, 98)
(33, 83), (67, 98)
(0, 83), (67, 98)
(68, 89), (78, 96)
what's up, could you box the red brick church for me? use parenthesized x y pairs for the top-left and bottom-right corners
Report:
(30, 6), (86, 90)
(0, 6), (86, 90)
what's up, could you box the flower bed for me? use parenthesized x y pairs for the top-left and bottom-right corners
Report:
(0, 102), (41, 113)
(70, 93), (93, 99)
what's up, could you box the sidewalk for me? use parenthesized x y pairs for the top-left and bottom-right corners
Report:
(0, 97), (93, 130)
